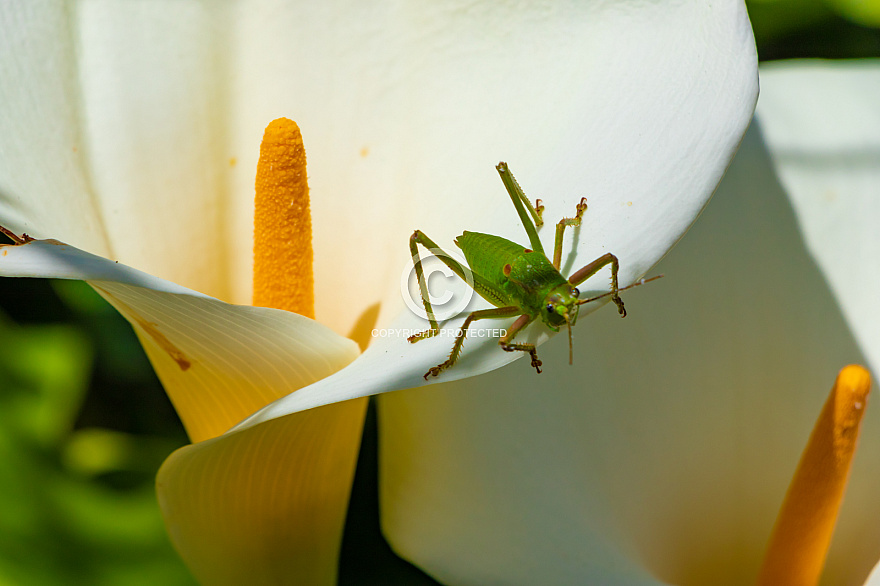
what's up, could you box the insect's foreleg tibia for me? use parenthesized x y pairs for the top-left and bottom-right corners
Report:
(407, 328), (440, 343)
(423, 313), (477, 379)
(552, 198), (588, 270)
(409, 229), (443, 334)
(497, 314), (542, 374)
(423, 306), (521, 380)
(568, 252), (626, 317)
(499, 341), (542, 374)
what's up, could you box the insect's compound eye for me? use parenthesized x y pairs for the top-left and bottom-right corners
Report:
(546, 304), (555, 313)
(572, 288), (579, 297)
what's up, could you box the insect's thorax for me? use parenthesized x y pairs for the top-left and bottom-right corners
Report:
(455, 231), (568, 313)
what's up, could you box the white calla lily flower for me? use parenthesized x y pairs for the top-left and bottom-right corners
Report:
(0, 1), (763, 584)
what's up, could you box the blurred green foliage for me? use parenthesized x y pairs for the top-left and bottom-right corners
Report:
(1, 4), (879, 585)
(748, 0), (880, 59)
(0, 284), (195, 585)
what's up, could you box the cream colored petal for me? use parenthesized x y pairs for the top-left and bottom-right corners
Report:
(0, 3), (110, 256)
(93, 281), (359, 442)
(0, 239), (359, 442)
(757, 60), (880, 378)
(377, 125), (880, 585)
(157, 398), (366, 586)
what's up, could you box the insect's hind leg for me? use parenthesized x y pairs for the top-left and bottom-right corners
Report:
(408, 230), (472, 343)
(552, 197), (588, 270)
(495, 162), (544, 227)
(499, 314), (542, 374)
(495, 162), (545, 256)
(424, 306), (522, 379)
(568, 252), (626, 317)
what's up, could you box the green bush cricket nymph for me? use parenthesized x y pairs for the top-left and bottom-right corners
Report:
(408, 162), (659, 380)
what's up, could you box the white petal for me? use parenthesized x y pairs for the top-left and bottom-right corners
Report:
(0, 3), (237, 299)
(864, 559), (880, 586)
(0, 3), (110, 256)
(377, 125), (880, 584)
(0, 239), (359, 442)
(230, 0), (759, 426)
(72, 1), (236, 300)
(0, 239), (204, 293)
(757, 60), (880, 378)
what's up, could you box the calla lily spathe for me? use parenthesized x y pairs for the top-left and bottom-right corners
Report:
(0, 1), (762, 585)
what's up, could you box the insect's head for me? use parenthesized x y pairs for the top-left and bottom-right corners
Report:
(540, 284), (581, 331)
(541, 283), (581, 365)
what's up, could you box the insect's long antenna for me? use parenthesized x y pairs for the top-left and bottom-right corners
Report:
(567, 319), (573, 365)
(576, 275), (663, 305)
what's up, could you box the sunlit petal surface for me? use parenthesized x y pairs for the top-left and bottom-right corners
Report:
(378, 122), (880, 584)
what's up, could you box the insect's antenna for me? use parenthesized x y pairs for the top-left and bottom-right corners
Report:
(567, 319), (573, 365)
(576, 275), (664, 305)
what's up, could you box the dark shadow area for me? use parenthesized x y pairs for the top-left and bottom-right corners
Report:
(339, 398), (441, 585)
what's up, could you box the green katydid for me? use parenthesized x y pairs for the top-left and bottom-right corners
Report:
(408, 162), (659, 380)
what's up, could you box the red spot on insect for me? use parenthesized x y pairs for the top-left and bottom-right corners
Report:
(503, 264), (512, 276)
(524, 248), (532, 254)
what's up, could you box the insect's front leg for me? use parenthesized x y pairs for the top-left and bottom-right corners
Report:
(552, 197), (588, 270)
(424, 306), (521, 379)
(499, 313), (542, 374)
(408, 230), (473, 343)
(568, 253), (626, 317)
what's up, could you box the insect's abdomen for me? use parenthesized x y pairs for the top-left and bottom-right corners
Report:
(455, 231), (566, 311)
(455, 231), (524, 285)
